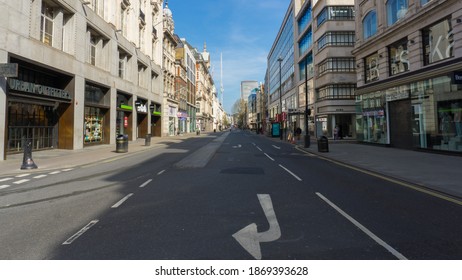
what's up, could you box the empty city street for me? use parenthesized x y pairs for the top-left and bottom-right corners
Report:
(1, 131), (461, 260)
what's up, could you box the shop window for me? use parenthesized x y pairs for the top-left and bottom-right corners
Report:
(364, 53), (379, 83)
(389, 39), (409, 75)
(363, 10), (377, 39)
(84, 107), (105, 144)
(423, 18), (454, 65)
(387, 0), (408, 26)
(40, 2), (54, 46)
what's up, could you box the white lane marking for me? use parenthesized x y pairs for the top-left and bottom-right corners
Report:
(111, 193), (134, 208)
(278, 164), (302, 181)
(316, 192), (407, 260)
(33, 174), (47, 179)
(0, 185), (11, 189)
(272, 145), (281, 150)
(62, 168), (74, 172)
(256, 146), (262, 152)
(49, 171), (61, 175)
(264, 153), (275, 161)
(233, 194), (281, 260)
(15, 174), (30, 178)
(0, 178), (13, 182)
(13, 179), (30, 184)
(62, 220), (99, 245)
(139, 179), (152, 188)
(157, 170), (166, 175)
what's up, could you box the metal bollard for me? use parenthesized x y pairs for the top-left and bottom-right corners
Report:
(21, 139), (38, 170)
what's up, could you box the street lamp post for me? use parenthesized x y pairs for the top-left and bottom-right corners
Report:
(277, 57), (283, 140)
(304, 58), (310, 148)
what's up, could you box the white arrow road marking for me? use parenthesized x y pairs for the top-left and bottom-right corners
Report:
(233, 194), (281, 260)
(272, 145), (281, 150)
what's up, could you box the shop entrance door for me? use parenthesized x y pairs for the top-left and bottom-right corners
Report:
(389, 99), (413, 149)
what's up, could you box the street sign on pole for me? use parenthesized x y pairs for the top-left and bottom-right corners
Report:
(0, 63), (18, 77)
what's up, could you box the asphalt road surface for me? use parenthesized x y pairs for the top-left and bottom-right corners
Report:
(1, 130), (461, 260)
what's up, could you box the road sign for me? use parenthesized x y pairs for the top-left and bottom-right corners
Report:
(0, 63), (18, 77)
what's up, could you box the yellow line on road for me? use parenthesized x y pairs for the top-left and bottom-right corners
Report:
(295, 146), (462, 206)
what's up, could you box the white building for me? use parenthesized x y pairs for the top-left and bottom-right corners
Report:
(0, 0), (165, 160)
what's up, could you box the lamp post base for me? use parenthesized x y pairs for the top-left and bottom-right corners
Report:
(304, 134), (310, 148)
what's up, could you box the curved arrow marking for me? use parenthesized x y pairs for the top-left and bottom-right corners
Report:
(233, 194), (281, 260)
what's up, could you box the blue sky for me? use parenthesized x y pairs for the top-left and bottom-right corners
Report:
(168, 0), (288, 113)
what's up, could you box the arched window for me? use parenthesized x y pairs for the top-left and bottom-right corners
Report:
(363, 10), (377, 39)
(387, 0), (408, 26)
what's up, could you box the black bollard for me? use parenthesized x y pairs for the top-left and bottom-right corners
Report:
(21, 139), (38, 170)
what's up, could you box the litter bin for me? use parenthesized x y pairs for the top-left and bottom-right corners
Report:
(116, 134), (128, 153)
(317, 136), (329, 152)
(145, 134), (151, 146)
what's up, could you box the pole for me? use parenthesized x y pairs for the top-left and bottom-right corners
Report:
(304, 57), (310, 148)
(278, 57), (283, 140)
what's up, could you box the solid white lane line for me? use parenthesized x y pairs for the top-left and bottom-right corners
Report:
(272, 145), (281, 150)
(316, 192), (407, 260)
(157, 170), (166, 175)
(278, 164), (302, 181)
(13, 179), (30, 184)
(264, 153), (275, 161)
(62, 220), (99, 245)
(0, 185), (11, 189)
(139, 179), (152, 188)
(15, 174), (30, 178)
(256, 146), (263, 152)
(49, 171), (61, 175)
(111, 193), (134, 208)
(33, 175), (47, 179)
(0, 178), (13, 182)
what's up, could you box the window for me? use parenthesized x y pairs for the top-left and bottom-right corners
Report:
(363, 10), (377, 39)
(318, 31), (355, 50)
(89, 34), (97, 65)
(40, 2), (54, 46)
(299, 28), (312, 56)
(421, 0), (431, 5)
(317, 84), (356, 101)
(387, 0), (408, 26)
(365, 53), (380, 83)
(298, 6), (312, 34)
(299, 52), (313, 80)
(389, 39), (409, 75)
(317, 6), (355, 27)
(318, 58), (355, 75)
(423, 18), (454, 65)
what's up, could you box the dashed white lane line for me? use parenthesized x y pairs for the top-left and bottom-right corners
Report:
(33, 175), (47, 179)
(111, 193), (134, 208)
(256, 146), (263, 152)
(139, 179), (152, 188)
(157, 170), (166, 175)
(62, 168), (74, 172)
(278, 164), (302, 181)
(264, 153), (275, 161)
(49, 171), (61, 175)
(316, 192), (407, 260)
(0, 178), (13, 182)
(13, 179), (30, 185)
(272, 145), (281, 150)
(0, 185), (11, 190)
(62, 220), (99, 245)
(15, 174), (30, 178)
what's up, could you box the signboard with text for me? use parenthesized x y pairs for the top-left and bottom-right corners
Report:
(0, 63), (18, 77)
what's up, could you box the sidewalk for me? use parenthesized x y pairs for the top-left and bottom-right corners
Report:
(289, 137), (462, 200)
(0, 132), (204, 176)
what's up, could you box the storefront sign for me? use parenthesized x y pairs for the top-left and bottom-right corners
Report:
(453, 71), (462, 84)
(8, 78), (71, 100)
(386, 91), (409, 102)
(120, 104), (133, 110)
(124, 116), (128, 128)
(136, 104), (147, 113)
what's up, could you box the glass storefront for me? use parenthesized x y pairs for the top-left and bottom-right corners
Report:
(85, 84), (109, 145)
(356, 73), (462, 152)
